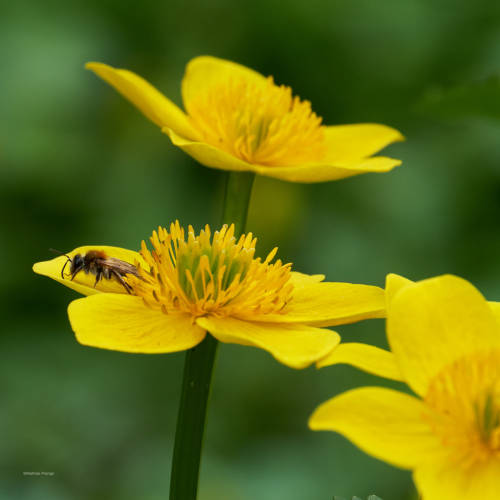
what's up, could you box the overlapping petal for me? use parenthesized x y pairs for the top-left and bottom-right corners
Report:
(316, 342), (403, 381)
(490, 301), (500, 325)
(33, 246), (145, 296)
(196, 316), (340, 369)
(387, 274), (500, 396)
(235, 281), (385, 326)
(384, 273), (414, 309)
(163, 127), (401, 182)
(288, 271), (325, 287)
(309, 387), (438, 469)
(68, 294), (206, 353)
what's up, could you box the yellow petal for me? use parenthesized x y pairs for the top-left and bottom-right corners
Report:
(309, 387), (438, 469)
(252, 156), (402, 183)
(385, 273), (415, 309)
(163, 127), (256, 172)
(235, 282), (385, 327)
(164, 125), (403, 182)
(386, 273), (500, 322)
(289, 271), (325, 287)
(317, 342), (403, 381)
(181, 55), (266, 112)
(196, 316), (340, 369)
(86, 62), (198, 140)
(68, 294), (206, 353)
(489, 301), (500, 325)
(324, 124), (405, 163)
(414, 457), (500, 500)
(33, 246), (146, 296)
(388, 274), (500, 396)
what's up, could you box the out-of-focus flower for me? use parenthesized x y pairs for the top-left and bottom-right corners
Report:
(310, 274), (500, 500)
(33, 222), (385, 368)
(86, 56), (404, 183)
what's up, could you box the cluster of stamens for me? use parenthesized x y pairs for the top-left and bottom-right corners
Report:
(423, 351), (500, 468)
(186, 76), (325, 166)
(128, 222), (294, 318)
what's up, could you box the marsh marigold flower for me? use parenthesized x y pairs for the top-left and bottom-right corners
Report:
(309, 274), (500, 500)
(86, 56), (403, 183)
(33, 223), (385, 368)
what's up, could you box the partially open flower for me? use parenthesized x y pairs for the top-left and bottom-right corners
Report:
(310, 274), (500, 499)
(33, 222), (385, 368)
(86, 56), (404, 183)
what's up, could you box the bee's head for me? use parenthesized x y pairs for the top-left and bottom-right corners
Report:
(70, 254), (84, 276)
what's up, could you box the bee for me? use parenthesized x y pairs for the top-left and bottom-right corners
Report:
(53, 249), (141, 294)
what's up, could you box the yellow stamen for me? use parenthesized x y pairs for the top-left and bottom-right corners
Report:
(423, 351), (500, 468)
(186, 76), (325, 166)
(129, 222), (294, 318)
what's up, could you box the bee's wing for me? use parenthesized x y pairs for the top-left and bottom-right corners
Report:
(103, 257), (140, 276)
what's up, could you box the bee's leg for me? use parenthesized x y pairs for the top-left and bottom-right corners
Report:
(94, 271), (102, 288)
(61, 259), (70, 279)
(112, 271), (132, 294)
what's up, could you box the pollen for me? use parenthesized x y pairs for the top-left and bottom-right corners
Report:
(423, 351), (500, 468)
(186, 76), (326, 166)
(128, 222), (294, 318)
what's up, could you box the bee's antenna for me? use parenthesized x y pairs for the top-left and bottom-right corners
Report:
(49, 248), (73, 279)
(49, 248), (70, 258)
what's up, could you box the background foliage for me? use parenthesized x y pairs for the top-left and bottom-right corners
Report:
(2, 0), (500, 498)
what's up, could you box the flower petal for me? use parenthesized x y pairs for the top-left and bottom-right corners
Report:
(388, 274), (500, 396)
(163, 127), (401, 182)
(385, 273), (414, 310)
(317, 342), (403, 381)
(196, 316), (340, 369)
(489, 301), (500, 326)
(235, 282), (385, 327)
(68, 294), (206, 353)
(181, 56), (266, 112)
(309, 387), (438, 469)
(386, 273), (500, 322)
(163, 127), (256, 172)
(323, 124), (405, 163)
(254, 156), (402, 183)
(86, 62), (198, 140)
(414, 457), (500, 500)
(33, 246), (145, 296)
(289, 271), (325, 287)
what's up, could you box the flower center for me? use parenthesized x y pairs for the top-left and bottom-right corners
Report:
(129, 222), (294, 318)
(186, 76), (325, 166)
(424, 351), (500, 468)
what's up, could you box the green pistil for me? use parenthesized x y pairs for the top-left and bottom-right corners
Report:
(177, 248), (252, 302)
(475, 390), (500, 443)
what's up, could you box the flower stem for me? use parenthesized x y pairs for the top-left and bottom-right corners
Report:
(169, 171), (255, 500)
(221, 171), (255, 231)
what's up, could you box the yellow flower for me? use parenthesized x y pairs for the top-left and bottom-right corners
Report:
(32, 222), (385, 369)
(86, 56), (404, 183)
(309, 274), (500, 500)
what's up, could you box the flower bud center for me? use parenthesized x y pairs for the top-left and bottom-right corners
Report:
(186, 76), (325, 166)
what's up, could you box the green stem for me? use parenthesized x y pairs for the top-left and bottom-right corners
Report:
(221, 171), (255, 233)
(169, 170), (255, 500)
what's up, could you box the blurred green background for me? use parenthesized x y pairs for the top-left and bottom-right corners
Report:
(2, 0), (500, 498)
